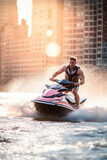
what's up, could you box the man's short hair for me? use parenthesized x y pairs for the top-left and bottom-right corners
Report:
(70, 56), (77, 62)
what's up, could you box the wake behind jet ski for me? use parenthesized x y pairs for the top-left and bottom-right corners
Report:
(32, 79), (86, 118)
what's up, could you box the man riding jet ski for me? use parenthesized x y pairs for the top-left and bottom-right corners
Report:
(50, 56), (85, 109)
(32, 79), (86, 118)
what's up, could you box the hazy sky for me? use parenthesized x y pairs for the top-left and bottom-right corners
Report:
(17, 0), (32, 36)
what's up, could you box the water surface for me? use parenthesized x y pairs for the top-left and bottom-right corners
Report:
(0, 66), (107, 160)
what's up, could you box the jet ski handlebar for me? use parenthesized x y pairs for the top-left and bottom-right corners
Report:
(54, 79), (75, 87)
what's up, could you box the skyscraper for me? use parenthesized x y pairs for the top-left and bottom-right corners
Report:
(63, 0), (84, 65)
(63, 0), (107, 66)
(0, 0), (18, 28)
(0, 0), (47, 83)
(32, 0), (63, 64)
(0, 0), (18, 82)
(102, 0), (107, 65)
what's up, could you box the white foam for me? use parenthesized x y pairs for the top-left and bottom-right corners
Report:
(62, 106), (107, 122)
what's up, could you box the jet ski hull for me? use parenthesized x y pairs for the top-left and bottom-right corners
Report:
(32, 79), (86, 119)
(33, 100), (74, 117)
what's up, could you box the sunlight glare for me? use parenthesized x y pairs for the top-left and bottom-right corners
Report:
(46, 29), (53, 37)
(17, 0), (32, 36)
(45, 42), (61, 57)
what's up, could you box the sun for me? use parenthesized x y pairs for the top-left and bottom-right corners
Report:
(45, 42), (61, 57)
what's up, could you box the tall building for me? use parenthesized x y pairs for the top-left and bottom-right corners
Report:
(0, 0), (18, 81)
(63, 0), (107, 66)
(1, 20), (28, 82)
(32, 0), (63, 64)
(63, 0), (84, 65)
(1, 20), (46, 83)
(102, 0), (107, 65)
(0, 0), (47, 83)
(0, 0), (18, 28)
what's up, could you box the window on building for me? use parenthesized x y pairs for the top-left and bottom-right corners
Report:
(93, 61), (96, 65)
(98, 15), (102, 19)
(94, 6), (97, 10)
(98, 26), (102, 30)
(98, 39), (102, 43)
(93, 55), (96, 59)
(98, 32), (101, 35)
(84, 60), (88, 64)
(84, 55), (88, 58)
(98, 0), (102, 3)
(97, 54), (101, 58)
(98, 10), (101, 14)
(97, 49), (101, 53)
(90, 27), (95, 31)
(98, 4), (102, 8)
(93, 44), (96, 47)
(90, 6), (93, 10)
(89, 49), (93, 53)
(90, 22), (94, 25)
(85, 0), (89, 4)
(94, 16), (97, 20)
(97, 60), (101, 65)
(103, 42), (107, 47)
(94, 11), (97, 14)
(85, 49), (88, 53)
(103, 48), (107, 52)
(89, 55), (93, 59)
(102, 60), (107, 64)
(102, 53), (107, 58)
(89, 61), (93, 64)
(98, 43), (101, 47)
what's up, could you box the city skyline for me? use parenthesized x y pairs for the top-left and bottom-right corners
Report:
(0, 0), (107, 83)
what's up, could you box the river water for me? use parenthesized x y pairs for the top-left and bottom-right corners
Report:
(0, 66), (107, 160)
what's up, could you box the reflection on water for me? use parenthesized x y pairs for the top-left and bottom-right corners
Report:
(0, 66), (107, 160)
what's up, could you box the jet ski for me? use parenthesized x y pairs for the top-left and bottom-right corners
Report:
(32, 79), (86, 118)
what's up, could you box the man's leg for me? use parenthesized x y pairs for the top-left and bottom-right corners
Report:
(72, 89), (80, 108)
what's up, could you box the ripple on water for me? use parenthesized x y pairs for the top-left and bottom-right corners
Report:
(0, 136), (12, 143)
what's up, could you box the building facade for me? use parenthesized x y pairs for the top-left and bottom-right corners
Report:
(63, 0), (107, 66)
(1, 20), (46, 83)
(63, 0), (84, 65)
(32, 0), (63, 64)
(1, 0), (107, 83)
(0, 0), (18, 82)
(0, 0), (18, 29)
(102, 0), (107, 65)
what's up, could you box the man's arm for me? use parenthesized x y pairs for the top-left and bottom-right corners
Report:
(75, 69), (85, 86)
(50, 66), (67, 81)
